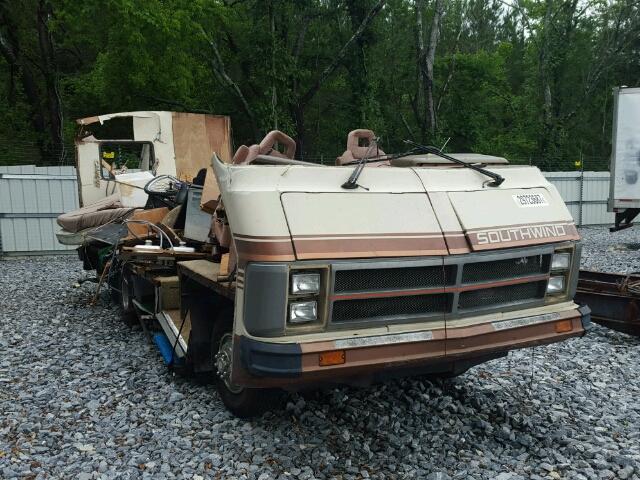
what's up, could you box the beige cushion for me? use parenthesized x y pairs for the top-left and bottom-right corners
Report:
(57, 194), (135, 233)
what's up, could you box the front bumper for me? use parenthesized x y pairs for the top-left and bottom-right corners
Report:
(233, 304), (591, 388)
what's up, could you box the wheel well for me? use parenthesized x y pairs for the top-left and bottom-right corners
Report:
(185, 281), (233, 373)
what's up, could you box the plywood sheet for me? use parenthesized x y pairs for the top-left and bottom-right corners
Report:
(172, 113), (232, 182)
(124, 207), (169, 239)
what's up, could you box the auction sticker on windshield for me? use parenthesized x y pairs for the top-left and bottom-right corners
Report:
(513, 192), (548, 207)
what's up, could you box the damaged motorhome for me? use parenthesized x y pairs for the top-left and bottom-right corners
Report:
(57, 115), (590, 417)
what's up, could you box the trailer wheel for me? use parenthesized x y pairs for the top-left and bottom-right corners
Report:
(211, 309), (281, 418)
(119, 268), (137, 325)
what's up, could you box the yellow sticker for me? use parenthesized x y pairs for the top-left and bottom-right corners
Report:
(102, 151), (115, 159)
(574, 160), (581, 167)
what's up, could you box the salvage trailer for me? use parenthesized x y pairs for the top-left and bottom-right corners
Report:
(573, 86), (640, 337)
(57, 113), (591, 417)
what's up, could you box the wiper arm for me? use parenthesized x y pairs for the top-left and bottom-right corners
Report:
(404, 140), (505, 187)
(341, 138), (380, 190)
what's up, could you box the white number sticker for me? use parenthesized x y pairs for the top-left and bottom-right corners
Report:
(513, 193), (548, 207)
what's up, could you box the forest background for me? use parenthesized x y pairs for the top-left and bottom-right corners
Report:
(1, 0), (638, 170)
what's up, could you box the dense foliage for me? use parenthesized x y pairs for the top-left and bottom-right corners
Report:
(1, 0), (638, 169)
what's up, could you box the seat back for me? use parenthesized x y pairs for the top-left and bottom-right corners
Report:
(232, 130), (297, 165)
(336, 129), (386, 165)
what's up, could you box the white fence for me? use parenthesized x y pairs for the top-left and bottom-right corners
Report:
(0, 165), (613, 256)
(0, 165), (78, 255)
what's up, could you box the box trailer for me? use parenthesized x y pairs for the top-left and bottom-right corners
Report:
(609, 86), (640, 230)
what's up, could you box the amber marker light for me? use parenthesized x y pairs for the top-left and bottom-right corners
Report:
(555, 319), (573, 333)
(319, 350), (346, 366)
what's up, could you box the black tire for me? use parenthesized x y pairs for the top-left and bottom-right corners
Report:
(211, 308), (281, 418)
(119, 267), (138, 325)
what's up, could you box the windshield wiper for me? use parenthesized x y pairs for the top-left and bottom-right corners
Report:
(404, 140), (505, 187)
(341, 138), (380, 190)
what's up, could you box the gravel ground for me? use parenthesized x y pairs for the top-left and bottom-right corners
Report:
(1, 227), (639, 480)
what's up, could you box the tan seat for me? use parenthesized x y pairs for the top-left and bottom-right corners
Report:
(232, 130), (297, 165)
(232, 145), (250, 164)
(336, 129), (387, 165)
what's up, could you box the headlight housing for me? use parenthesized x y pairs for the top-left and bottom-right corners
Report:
(546, 275), (566, 294)
(551, 252), (571, 271)
(291, 272), (321, 295)
(545, 245), (579, 302)
(289, 301), (318, 324)
(287, 267), (327, 331)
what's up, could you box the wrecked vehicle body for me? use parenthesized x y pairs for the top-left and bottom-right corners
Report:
(58, 119), (590, 417)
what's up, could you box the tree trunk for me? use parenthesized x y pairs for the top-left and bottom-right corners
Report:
(292, 103), (306, 160)
(293, 0), (385, 156)
(416, 0), (443, 142)
(202, 27), (259, 141)
(345, 0), (371, 125)
(0, 9), (48, 162)
(424, 0), (443, 138)
(36, 0), (66, 164)
(415, 2), (426, 140)
(298, 0), (385, 108)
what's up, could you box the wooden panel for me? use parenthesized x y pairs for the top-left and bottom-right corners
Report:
(172, 113), (232, 182)
(178, 259), (220, 284)
(124, 207), (169, 239)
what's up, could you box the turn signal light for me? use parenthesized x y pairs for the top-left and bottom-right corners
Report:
(555, 319), (573, 333)
(319, 350), (346, 367)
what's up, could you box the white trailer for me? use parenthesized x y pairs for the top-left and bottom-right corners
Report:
(609, 86), (640, 230)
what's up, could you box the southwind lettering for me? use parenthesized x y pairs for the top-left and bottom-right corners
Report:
(476, 224), (567, 245)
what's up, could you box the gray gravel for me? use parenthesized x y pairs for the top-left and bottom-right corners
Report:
(1, 227), (639, 479)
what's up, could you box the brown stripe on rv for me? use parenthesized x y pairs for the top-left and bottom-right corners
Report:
(443, 232), (470, 254)
(291, 232), (443, 239)
(293, 236), (448, 260)
(234, 238), (296, 262)
(234, 233), (292, 240)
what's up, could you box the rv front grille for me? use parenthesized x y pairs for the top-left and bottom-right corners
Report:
(457, 281), (547, 310)
(461, 254), (551, 284)
(334, 265), (456, 293)
(332, 293), (452, 323)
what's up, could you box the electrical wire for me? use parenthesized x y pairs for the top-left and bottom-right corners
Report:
(123, 219), (175, 250)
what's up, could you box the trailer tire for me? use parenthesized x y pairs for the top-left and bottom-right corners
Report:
(211, 309), (281, 418)
(119, 267), (138, 325)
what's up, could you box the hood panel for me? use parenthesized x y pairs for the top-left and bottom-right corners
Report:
(281, 192), (447, 259)
(448, 187), (579, 251)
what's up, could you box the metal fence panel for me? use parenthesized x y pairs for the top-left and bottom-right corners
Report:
(0, 164), (617, 255)
(0, 165), (78, 254)
(544, 171), (613, 226)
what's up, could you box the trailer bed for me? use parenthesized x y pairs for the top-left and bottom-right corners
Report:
(576, 270), (640, 336)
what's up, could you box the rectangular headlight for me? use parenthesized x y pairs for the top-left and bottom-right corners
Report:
(291, 272), (321, 295)
(546, 275), (565, 294)
(289, 301), (318, 324)
(551, 252), (571, 271)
